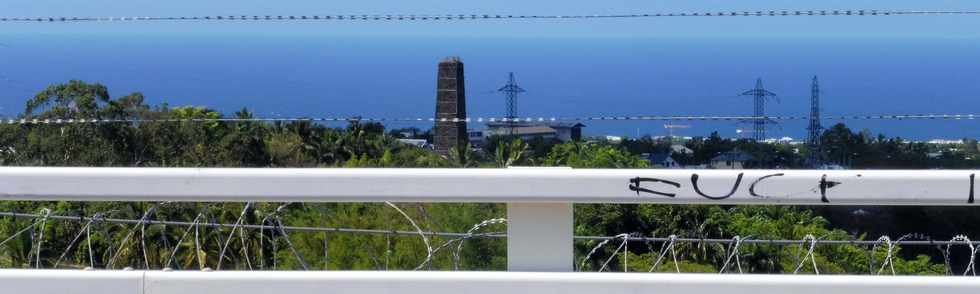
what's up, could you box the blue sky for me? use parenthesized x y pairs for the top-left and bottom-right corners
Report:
(3, 0), (980, 38)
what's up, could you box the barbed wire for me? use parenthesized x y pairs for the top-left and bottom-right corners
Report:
(5, 209), (980, 274)
(0, 211), (500, 239)
(1, 10), (978, 23)
(576, 235), (980, 246)
(1, 113), (979, 126)
(2, 210), (978, 246)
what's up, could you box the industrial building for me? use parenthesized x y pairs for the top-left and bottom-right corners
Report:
(482, 121), (584, 142)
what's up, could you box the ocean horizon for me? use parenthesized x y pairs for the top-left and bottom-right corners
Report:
(1, 34), (978, 140)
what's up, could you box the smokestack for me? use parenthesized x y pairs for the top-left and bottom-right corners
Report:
(433, 57), (468, 155)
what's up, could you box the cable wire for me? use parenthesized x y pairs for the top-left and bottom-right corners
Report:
(3, 113), (980, 126)
(2, 10), (978, 23)
(2, 210), (978, 246)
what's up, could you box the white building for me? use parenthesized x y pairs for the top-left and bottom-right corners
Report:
(670, 144), (693, 155)
(396, 139), (430, 149)
(468, 130), (486, 147)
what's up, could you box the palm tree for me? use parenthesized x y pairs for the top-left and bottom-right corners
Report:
(494, 139), (529, 167)
(449, 144), (480, 167)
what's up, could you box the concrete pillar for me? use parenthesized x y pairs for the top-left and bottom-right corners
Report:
(507, 202), (573, 272)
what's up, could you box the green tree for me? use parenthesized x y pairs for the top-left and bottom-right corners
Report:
(544, 142), (647, 168)
(493, 139), (529, 167)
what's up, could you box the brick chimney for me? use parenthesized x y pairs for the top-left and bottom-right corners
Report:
(433, 57), (468, 155)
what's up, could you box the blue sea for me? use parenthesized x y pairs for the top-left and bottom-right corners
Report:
(1, 34), (979, 140)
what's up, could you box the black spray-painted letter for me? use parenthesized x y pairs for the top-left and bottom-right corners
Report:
(969, 173), (975, 204)
(691, 173), (744, 200)
(748, 173), (785, 199)
(630, 177), (681, 197)
(818, 174), (841, 203)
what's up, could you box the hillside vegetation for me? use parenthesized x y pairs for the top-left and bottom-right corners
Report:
(0, 81), (975, 274)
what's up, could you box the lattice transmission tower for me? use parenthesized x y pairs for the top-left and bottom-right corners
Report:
(739, 78), (779, 141)
(498, 72), (526, 136)
(806, 76), (824, 166)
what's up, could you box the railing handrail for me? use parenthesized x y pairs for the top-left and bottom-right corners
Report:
(0, 167), (976, 205)
(3, 270), (980, 294)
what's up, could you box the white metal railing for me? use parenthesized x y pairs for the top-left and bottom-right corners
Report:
(1, 167), (978, 293)
(0, 167), (975, 204)
(2, 270), (980, 294)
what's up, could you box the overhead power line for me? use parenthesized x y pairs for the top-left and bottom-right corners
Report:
(739, 78), (779, 141)
(2, 113), (980, 125)
(1, 10), (978, 23)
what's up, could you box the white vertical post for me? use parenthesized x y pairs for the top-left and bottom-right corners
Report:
(507, 202), (573, 272)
